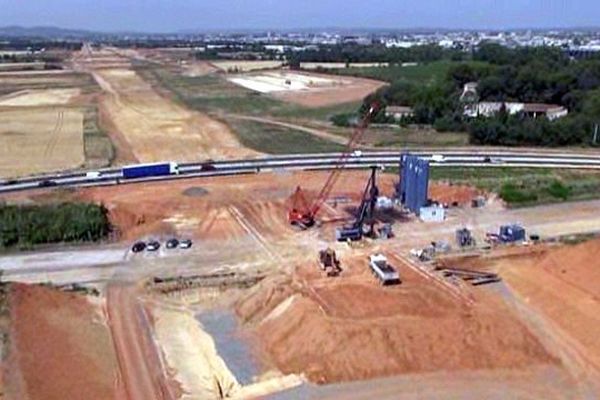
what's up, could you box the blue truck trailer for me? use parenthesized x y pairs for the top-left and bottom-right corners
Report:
(122, 162), (179, 179)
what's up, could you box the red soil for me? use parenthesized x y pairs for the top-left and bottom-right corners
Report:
(5, 284), (123, 400)
(499, 239), (600, 372)
(429, 182), (482, 205)
(236, 254), (556, 384)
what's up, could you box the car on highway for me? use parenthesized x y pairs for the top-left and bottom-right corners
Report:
(200, 161), (217, 171)
(86, 171), (101, 179)
(131, 241), (146, 253)
(146, 241), (161, 251)
(430, 154), (445, 163)
(166, 238), (179, 249)
(179, 239), (193, 249)
(38, 179), (58, 188)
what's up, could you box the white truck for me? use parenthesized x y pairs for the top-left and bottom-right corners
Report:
(369, 254), (400, 285)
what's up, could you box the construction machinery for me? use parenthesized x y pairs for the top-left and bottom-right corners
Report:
(437, 267), (501, 286)
(318, 248), (342, 277)
(335, 166), (379, 241)
(486, 224), (526, 244)
(456, 228), (476, 248)
(369, 254), (401, 285)
(288, 104), (380, 229)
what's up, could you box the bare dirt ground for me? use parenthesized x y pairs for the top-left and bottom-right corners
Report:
(106, 283), (172, 400)
(74, 47), (259, 163)
(5, 284), (124, 400)
(272, 74), (385, 107)
(495, 240), (600, 379)
(230, 70), (386, 107)
(235, 253), (556, 384)
(0, 107), (84, 177)
(6, 169), (600, 399)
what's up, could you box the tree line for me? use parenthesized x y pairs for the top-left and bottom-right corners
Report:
(359, 43), (600, 147)
(0, 203), (111, 249)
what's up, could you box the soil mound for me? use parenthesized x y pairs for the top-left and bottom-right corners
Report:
(236, 264), (556, 384)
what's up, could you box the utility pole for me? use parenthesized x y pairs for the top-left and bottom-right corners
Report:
(593, 123), (599, 146)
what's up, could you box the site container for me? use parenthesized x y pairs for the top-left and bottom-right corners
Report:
(499, 224), (526, 242)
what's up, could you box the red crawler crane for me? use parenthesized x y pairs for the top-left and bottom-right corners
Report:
(288, 103), (380, 229)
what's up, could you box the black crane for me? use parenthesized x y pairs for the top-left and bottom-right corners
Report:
(335, 166), (379, 241)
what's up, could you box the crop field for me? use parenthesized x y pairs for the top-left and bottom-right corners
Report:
(333, 60), (463, 84)
(0, 108), (84, 177)
(300, 62), (390, 69)
(211, 60), (284, 72)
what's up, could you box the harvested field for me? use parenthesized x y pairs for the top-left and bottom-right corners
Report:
(89, 56), (258, 162)
(212, 60), (284, 73)
(5, 284), (122, 400)
(0, 62), (45, 72)
(228, 70), (386, 107)
(0, 88), (80, 107)
(236, 254), (557, 384)
(0, 108), (84, 177)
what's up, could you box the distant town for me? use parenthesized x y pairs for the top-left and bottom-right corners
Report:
(1, 26), (600, 57)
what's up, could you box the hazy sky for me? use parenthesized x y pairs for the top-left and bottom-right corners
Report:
(0, 0), (598, 32)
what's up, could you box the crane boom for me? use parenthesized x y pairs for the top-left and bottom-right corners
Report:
(288, 104), (379, 228)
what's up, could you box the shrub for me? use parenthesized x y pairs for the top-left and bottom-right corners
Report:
(499, 183), (538, 204)
(547, 180), (571, 200)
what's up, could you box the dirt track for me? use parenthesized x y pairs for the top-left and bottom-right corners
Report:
(106, 283), (172, 400)
(76, 48), (259, 163)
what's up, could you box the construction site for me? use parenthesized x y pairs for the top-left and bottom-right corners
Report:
(2, 44), (600, 400)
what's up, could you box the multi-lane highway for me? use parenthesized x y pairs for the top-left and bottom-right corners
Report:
(2, 150), (600, 193)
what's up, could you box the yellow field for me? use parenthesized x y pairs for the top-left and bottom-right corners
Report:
(211, 60), (283, 73)
(0, 108), (84, 177)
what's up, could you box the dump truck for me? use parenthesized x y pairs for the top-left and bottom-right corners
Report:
(318, 248), (341, 277)
(122, 162), (179, 179)
(369, 254), (400, 285)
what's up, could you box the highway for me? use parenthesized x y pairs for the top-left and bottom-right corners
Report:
(2, 150), (600, 194)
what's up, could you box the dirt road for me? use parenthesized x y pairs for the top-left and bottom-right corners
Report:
(107, 283), (173, 400)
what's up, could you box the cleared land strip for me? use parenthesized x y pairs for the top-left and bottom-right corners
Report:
(85, 50), (259, 162)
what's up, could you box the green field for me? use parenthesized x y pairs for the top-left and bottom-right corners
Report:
(135, 61), (470, 150)
(332, 61), (459, 85)
(136, 63), (358, 121)
(431, 167), (600, 207)
(225, 118), (345, 154)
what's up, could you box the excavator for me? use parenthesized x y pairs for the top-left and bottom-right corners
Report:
(287, 103), (380, 229)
